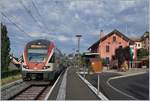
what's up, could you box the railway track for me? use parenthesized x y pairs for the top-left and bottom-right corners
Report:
(9, 82), (52, 100)
(1, 80), (54, 100)
(1, 70), (65, 100)
(1, 81), (30, 100)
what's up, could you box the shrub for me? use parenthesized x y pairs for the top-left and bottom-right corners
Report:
(1, 69), (21, 78)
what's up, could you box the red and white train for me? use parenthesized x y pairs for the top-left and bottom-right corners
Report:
(21, 39), (65, 80)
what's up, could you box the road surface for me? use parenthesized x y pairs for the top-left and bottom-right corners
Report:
(83, 72), (149, 100)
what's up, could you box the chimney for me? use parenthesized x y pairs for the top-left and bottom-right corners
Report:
(100, 30), (104, 39)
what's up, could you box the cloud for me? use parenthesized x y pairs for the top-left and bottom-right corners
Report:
(0, 0), (21, 12)
(57, 35), (70, 42)
(28, 32), (49, 37)
(0, 0), (149, 57)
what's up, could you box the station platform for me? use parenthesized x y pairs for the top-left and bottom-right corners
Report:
(65, 67), (100, 100)
(48, 67), (100, 100)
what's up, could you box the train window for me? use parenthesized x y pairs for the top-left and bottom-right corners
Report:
(49, 53), (55, 63)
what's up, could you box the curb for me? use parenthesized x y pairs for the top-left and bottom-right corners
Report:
(106, 71), (147, 100)
(108, 71), (147, 80)
(56, 67), (69, 100)
(77, 73), (109, 101)
(44, 69), (66, 100)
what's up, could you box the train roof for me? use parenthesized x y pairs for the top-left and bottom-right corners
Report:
(26, 39), (54, 48)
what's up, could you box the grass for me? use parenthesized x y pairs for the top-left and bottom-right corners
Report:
(1, 74), (22, 86)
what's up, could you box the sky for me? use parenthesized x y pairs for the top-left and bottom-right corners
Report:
(0, 0), (149, 57)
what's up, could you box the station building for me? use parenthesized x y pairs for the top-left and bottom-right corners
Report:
(88, 29), (133, 63)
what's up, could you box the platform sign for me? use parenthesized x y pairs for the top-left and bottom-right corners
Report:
(88, 54), (103, 95)
(82, 52), (103, 95)
(90, 58), (103, 73)
(82, 52), (103, 73)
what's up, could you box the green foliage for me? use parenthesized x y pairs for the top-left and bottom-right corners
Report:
(102, 59), (107, 66)
(1, 74), (22, 85)
(114, 46), (131, 68)
(1, 23), (11, 71)
(1, 69), (21, 78)
(137, 48), (149, 60)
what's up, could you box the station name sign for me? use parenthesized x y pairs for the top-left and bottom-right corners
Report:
(30, 44), (47, 48)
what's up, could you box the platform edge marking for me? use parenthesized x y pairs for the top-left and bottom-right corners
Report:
(77, 73), (109, 101)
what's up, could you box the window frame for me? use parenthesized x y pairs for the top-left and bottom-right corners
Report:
(106, 45), (110, 52)
(49, 53), (55, 63)
(112, 36), (116, 42)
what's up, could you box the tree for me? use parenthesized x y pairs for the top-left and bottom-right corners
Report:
(1, 23), (11, 71)
(123, 46), (132, 61)
(114, 46), (131, 69)
(137, 48), (149, 60)
(115, 46), (124, 68)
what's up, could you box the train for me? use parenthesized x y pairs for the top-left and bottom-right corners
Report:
(21, 39), (66, 80)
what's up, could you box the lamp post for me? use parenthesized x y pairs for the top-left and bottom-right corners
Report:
(72, 48), (76, 68)
(75, 34), (82, 71)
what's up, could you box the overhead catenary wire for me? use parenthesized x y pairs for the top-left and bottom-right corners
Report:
(0, 4), (9, 24)
(1, 0), (51, 35)
(18, 0), (44, 30)
(1, 12), (28, 35)
(31, 0), (49, 31)
(0, 4), (32, 38)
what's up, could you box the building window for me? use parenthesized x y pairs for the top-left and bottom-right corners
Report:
(119, 46), (122, 48)
(138, 43), (140, 47)
(113, 36), (116, 42)
(106, 45), (109, 52)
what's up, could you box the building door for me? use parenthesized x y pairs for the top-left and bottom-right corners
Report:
(106, 57), (110, 65)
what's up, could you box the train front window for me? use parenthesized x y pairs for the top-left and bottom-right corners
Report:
(28, 49), (47, 62)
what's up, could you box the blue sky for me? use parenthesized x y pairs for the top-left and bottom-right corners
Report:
(0, 0), (149, 57)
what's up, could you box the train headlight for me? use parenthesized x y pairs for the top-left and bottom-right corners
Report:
(43, 67), (46, 69)
(23, 65), (28, 69)
(43, 66), (50, 69)
(46, 66), (51, 68)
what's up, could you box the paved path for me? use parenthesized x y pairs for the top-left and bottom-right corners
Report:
(65, 67), (99, 100)
(48, 67), (100, 100)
